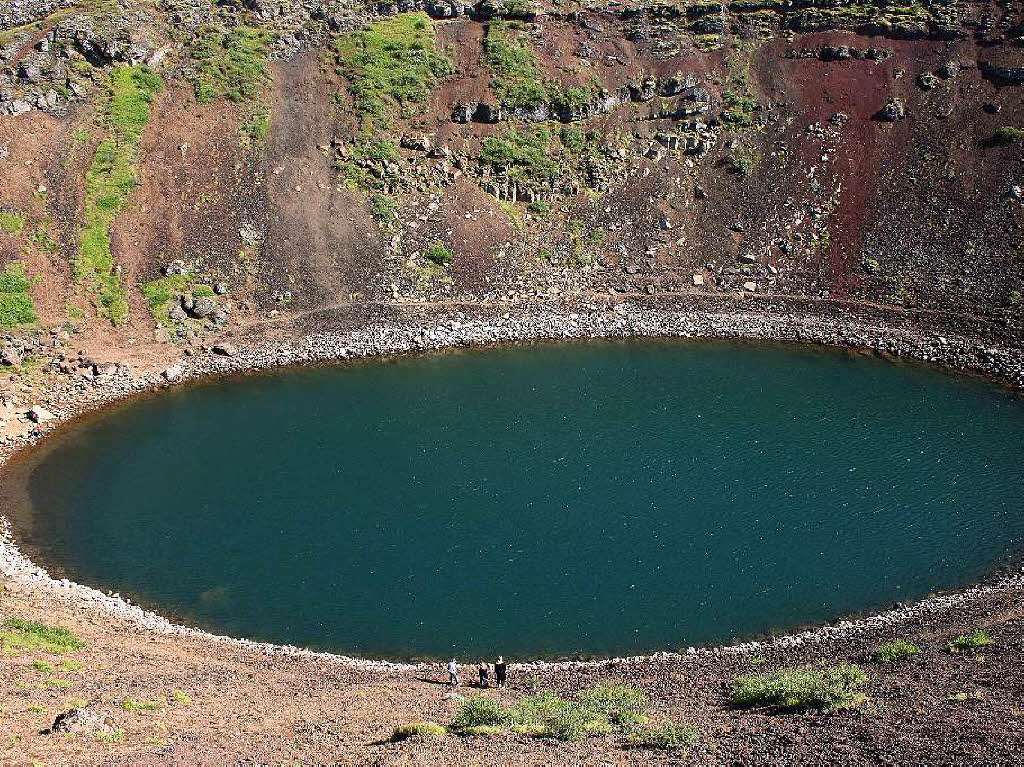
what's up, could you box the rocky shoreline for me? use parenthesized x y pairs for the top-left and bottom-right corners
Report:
(3, 298), (1024, 673)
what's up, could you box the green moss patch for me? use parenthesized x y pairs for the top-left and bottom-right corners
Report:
(332, 12), (452, 135)
(0, 618), (85, 654)
(0, 211), (26, 236)
(0, 262), (38, 327)
(188, 26), (270, 104)
(77, 65), (162, 325)
(141, 273), (215, 327)
(485, 20), (548, 110)
(391, 721), (446, 741)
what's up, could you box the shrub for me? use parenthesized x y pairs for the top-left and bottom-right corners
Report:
(948, 629), (995, 652)
(873, 639), (921, 663)
(993, 126), (1023, 145)
(451, 696), (514, 729)
(391, 721), (446, 741)
(577, 684), (648, 724)
(0, 618), (85, 654)
(424, 240), (453, 265)
(730, 665), (867, 711)
(511, 691), (603, 741)
(625, 719), (698, 749)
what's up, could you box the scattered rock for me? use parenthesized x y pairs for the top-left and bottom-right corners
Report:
(212, 344), (237, 357)
(878, 98), (907, 122)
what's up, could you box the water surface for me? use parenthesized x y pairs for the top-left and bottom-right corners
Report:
(7, 340), (1024, 659)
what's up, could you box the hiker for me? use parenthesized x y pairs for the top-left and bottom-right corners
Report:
(446, 658), (460, 688)
(478, 662), (489, 688)
(494, 655), (507, 688)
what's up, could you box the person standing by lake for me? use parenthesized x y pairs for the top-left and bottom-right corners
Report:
(478, 662), (489, 687)
(494, 656), (507, 688)
(446, 658), (460, 688)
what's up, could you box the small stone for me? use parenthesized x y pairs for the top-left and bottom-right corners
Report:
(743, 281), (757, 292)
(692, 274), (705, 286)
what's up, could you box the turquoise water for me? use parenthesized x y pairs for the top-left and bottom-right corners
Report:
(7, 340), (1024, 659)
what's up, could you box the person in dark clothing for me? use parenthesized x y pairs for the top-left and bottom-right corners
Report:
(478, 662), (489, 687)
(494, 656), (507, 688)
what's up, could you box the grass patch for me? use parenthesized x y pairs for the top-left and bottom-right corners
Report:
(485, 20), (548, 110)
(333, 12), (452, 135)
(188, 26), (270, 104)
(59, 660), (83, 672)
(122, 698), (164, 712)
(451, 685), (682, 744)
(0, 618), (85, 654)
(948, 629), (995, 652)
(391, 721), (446, 741)
(96, 728), (124, 743)
(240, 102), (271, 147)
(730, 665), (867, 711)
(993, 126), (1023, 145)
(424, 240), (453, 265)
(873, 639), (921, 663)
(171, 689), (191, 704)
(44, 677), (71, 688)
(32, 660), (55, 673)
(0, 262), (38, 327)
(480, 126), (557, 185)
(625, 719), (699, 749)
(141, 273), (215, 326)
(0, 211), (26, 236)
(78, 65), (162, 324)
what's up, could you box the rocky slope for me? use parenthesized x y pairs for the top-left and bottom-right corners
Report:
(2, 0), (1024, 762)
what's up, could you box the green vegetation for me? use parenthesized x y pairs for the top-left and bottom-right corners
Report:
(0, 262), (38, 327)
(730, 665), (867, 711)
(59, 660), (82, 672)
(141, 273), (215, 327)
(626, 719), (699, 749)
(32, 660), (55, 673)
(391, 721), (446, 740)
(450, 685), (695, 746)
(78, 65), (162, 324)
(485, 21), (548, 110)
(188, 26), (270, 103)
(171, 689), (192, 704)
(0, 211), (26, 235)
(96, 728), (124, 743)
(873, 639), (921, 663)
(484, 21), (595, 114)
(948, 629), (995, 652)
(424, 240), (453, 265)
(481, 127), (557, 185)
(241, 103), (271, 147)
(369, 193), (398, 222)
(333, 13), (452, 134)
(122, 698), (164, 712)
(993, 126), (1023, 145)
(0, 618), (85, 654)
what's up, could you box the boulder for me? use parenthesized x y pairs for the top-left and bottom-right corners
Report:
(28, 405), (56, 422)
(878, 98), (906, 122)
(189, 297), (217, 319)
(162, 363), (184, 382)
(212, 344), (237, 357)
(49, 709), (117, 738)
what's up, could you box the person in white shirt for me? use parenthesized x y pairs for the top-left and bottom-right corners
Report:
(446, 658), (460, 688)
